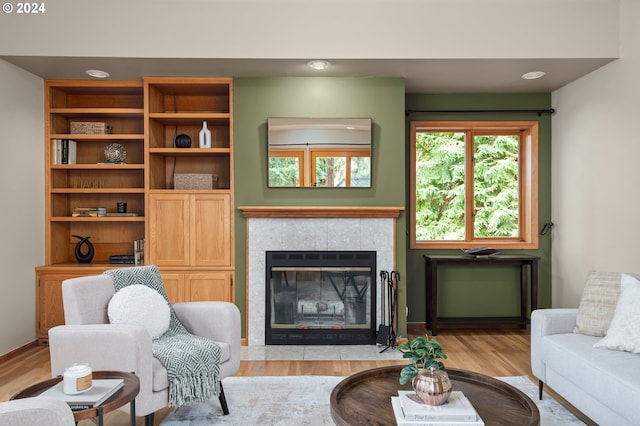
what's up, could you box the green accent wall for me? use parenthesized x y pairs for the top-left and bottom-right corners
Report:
(233, 77), (408, 338)
(232, 82), (552, 340)
(405, 93), (553, 324)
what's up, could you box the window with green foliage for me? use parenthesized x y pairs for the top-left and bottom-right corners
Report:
(410, 121), (539, 249)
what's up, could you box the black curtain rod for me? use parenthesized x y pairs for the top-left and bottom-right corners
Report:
(405, 108), (556, 117)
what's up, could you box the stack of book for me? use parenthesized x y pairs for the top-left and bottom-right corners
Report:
(72, 207), (107, 217)
(391, 391), (484, 426)
(39, 378), (124, 410)
(109, 254), (135, 264)
(133, 239), (144, 265)
(53, 139), (77, 164)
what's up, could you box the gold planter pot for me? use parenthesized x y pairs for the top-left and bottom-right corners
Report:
(412, 367), (452, 406)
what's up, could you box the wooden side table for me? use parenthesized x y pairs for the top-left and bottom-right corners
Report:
(424, 254), (539, 335)
(11, 371), (139, 426)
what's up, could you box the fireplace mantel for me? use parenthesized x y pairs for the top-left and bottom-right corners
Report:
(239, 206), (404, 219)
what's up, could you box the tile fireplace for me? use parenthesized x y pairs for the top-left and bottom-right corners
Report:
(241, 206), (402, 346)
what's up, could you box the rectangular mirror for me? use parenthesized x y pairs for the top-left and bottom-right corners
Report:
(268, 117), (372, 187)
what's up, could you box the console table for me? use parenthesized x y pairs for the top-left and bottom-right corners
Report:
(424, 254), (539, 335)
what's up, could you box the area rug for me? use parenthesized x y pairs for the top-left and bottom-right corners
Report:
(160, 375), (585, 425)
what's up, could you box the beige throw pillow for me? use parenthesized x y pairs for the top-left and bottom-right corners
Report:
(594, 273), (640, 353)
(573, 271), (623, 336)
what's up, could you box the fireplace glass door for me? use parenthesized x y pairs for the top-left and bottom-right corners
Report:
(266, 251), (376, 344)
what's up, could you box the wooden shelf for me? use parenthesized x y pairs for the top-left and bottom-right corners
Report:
(149, 148), (230, 156)
(38, 77), (235, 343)
(50, 134), (144, 140)
(50, 216), (145, 222)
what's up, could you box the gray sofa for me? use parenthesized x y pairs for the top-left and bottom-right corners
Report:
(531, 308), (640, 425)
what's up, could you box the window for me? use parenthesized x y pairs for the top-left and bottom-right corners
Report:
(410, 121), (539, 249)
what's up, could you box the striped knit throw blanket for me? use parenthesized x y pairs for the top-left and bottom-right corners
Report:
(104, 265), (221, 407)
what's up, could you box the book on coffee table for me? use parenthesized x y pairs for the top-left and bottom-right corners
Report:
(391, 396), (485, 426)
(39, 379), (124, 409)
(398, 391), (478, 421)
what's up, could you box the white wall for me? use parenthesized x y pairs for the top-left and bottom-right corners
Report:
(0, 60), (44, 354)
(551, 0), (640, 307)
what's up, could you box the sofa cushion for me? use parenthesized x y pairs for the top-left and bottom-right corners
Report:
(594, 273), (640, 353)
(543, 332), (640, 424)
(574, 271), (623, 336)
(108, 284), (170, 339)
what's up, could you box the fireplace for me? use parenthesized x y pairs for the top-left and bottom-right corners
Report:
(266, 251), (376, 345)
(240, 206), (402, 346)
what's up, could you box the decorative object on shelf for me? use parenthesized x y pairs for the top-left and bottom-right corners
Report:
(73, 235), (95, 263)
(117, 202), (127, 213)
(199, 121), (211, 148)
(174, 133), (192, 148)
(103, 143), (127, 163)
(398, 335), (451, 405)
(174, 173), (217, 190)
(70, 121), (112, 134)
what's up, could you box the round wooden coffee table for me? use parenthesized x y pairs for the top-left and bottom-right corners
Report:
(330, 365), (539, 426)
(11, 370), (140, 426)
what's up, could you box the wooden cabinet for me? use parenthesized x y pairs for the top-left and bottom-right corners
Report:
(145, 77), (235, 303)
(148, 193), (231, 267)
(35, 266), (114, 344)
(36, 77), (235, 343)
(161, 271), (234, 303)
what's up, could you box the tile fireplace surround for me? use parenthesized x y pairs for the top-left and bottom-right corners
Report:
(240, 207), (403, 346)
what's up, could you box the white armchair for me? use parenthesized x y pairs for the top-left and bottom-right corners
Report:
(0, 397), (75, 426)
(48, 273), (241, 426)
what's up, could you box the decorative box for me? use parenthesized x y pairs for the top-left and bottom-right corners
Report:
(70, 121), (113, 134)
(174, 173), (219, 190)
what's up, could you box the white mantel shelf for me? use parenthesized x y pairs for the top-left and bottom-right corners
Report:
(238, 206), (404, 219)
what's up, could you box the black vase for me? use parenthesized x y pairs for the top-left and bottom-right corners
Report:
(73, 235), (94, 263)
(174, 134), (192, 148)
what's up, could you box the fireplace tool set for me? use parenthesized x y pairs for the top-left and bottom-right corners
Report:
(377, 270), (399, 352)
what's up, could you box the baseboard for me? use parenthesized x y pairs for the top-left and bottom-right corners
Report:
(0, 340), (38, 364)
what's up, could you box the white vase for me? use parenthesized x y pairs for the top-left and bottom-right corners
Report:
(199, 121), (211, 148)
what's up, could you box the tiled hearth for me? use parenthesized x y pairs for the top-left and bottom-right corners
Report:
(240, 206), (403, 346)
(241, 344), (404, 361)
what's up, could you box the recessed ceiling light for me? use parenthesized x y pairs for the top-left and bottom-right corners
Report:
(307, 60), (331, 70)
(521, 71), (546, 80)
(85, 69), (110, 78)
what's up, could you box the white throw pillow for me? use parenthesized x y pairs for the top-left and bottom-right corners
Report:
(108, 284), (170, 339)
(594, 273), (640, 353)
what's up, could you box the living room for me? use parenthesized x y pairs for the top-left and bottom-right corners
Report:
(0, 0), (638, 424)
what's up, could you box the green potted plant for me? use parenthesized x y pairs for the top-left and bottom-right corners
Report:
(397, 335), (451, 405)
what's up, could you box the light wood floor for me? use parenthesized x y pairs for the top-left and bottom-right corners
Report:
(0, 328), (593, 425)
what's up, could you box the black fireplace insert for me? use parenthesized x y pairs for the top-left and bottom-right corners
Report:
(266, 251), (377, 345)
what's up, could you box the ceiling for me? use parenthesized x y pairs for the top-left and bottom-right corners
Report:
(1, 56), (614, 94)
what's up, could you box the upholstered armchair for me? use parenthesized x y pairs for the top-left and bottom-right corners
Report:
(48, 273), (241, 426)
(0, 397), (75, 426)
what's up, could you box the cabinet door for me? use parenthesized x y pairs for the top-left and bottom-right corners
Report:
(190, 194), (231, 267)
(149, 194), (190, 266)
(187, 272), (233, 302)
(160, 272), (187, 303)
(36, 274), (66, 341)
